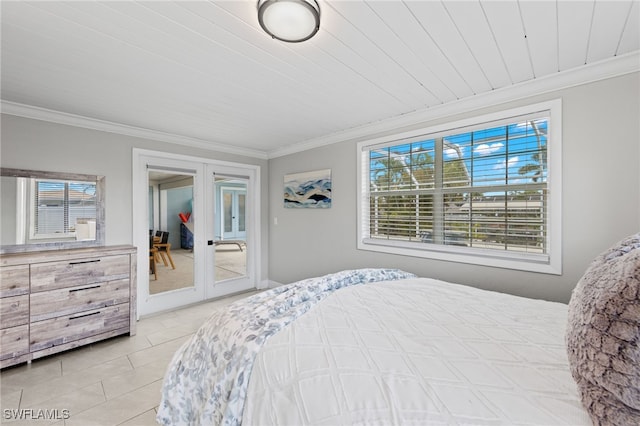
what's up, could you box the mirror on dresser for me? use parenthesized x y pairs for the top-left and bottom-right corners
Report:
(0, 168), (105, 254)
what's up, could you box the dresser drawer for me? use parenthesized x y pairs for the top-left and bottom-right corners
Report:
(0, 294), (29, 329)
(30, 255), (130, 292)
(1, 324), (29, 361)
(0, 265), (29, 298)
(30, 303), (130, 352)
(30, 279), (129, 322)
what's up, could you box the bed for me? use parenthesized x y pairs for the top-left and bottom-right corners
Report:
(157, 268), (596, 425)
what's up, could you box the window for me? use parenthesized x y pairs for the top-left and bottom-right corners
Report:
(31, 179), (97, 239)
(357, 100), (562, 274)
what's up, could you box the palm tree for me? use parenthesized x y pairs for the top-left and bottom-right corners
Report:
(518, 120), (547, 182)
(516, 120), (547, 247)
(370, 148), (435, 238)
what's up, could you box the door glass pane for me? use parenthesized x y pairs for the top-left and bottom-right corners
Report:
(238, 194), (246, 232)
(215, 178), (247, 283)
(223, 193), (232, 233)
(148, 171), (194, 294)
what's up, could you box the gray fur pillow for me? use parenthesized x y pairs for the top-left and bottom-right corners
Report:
(566, 233), (640, 425)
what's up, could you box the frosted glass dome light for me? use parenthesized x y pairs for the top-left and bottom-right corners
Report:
(258, 0), (320, 43)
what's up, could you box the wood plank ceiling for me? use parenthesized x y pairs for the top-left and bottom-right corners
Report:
(1, 1), (638, 158)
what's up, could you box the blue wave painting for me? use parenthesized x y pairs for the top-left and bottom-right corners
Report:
(284, 169), (332, 209)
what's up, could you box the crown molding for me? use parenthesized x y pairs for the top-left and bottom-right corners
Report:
(0, 101), (269, 160)
(268, 50), (640, 159)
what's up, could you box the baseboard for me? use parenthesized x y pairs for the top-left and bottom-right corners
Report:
(264, 280), (284, 289)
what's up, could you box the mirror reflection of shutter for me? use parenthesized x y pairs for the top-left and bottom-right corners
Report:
(35, 180), (65, 235)
(68, 182), (97, 233)
(39, 180), (99, 237)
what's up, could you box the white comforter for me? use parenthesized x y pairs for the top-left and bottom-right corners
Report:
(243, 277), (591, 425)
(157, 269), (416, 425)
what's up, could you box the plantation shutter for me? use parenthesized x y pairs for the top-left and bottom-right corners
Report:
(364, 114), (549, 257)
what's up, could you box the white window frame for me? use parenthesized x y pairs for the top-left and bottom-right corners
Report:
(357, 99), (562, 275)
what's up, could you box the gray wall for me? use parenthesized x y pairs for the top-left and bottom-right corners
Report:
(2, 72), (638, 303)
(0, 115), (270, 284)
(268, 72), (640, 303)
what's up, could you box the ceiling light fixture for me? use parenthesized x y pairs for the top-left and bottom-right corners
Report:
(257, 0), (320, 43)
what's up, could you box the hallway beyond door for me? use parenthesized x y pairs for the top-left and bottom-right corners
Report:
(149, 247), (247, 294)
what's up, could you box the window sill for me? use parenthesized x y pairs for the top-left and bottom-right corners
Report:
(358, 238), (562, 275)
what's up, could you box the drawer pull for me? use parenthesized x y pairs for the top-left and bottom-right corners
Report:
(69, 311), (101, 320)
(69, 285), (101, 293)
(69, 259), (101, 265)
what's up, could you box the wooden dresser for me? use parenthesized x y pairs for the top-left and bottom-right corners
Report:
(0, 245), (137, 369)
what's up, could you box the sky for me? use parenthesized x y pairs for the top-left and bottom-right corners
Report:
(443, 119), (548, 187)
(37, 180), (97, 199)
(371, 118), (548, 189)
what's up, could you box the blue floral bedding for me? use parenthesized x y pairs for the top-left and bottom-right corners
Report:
(156, 268), (415, 426)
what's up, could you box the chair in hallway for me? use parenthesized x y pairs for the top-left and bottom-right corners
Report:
(149, 235), (158, 280)
(214, 239), (245, 251)
(155, 231), (176, 269)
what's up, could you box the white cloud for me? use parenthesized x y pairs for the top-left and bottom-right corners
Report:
(444, 148), (458, 158)
(474, 142), (503, 156)
(493, 156), (520, 170)
(444, 145), (465, 158)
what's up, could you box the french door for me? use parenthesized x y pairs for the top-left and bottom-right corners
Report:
(133, 149), (260, 317)
(221, 187), (246, 240)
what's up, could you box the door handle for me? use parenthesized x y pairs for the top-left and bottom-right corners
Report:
(69, 259), (101, 265)
(69, 285), (101, 293)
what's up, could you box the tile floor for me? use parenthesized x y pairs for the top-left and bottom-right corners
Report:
(0, 291), (257, 426)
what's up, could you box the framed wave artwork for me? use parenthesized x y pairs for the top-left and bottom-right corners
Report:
(284, 169), (332, 209)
